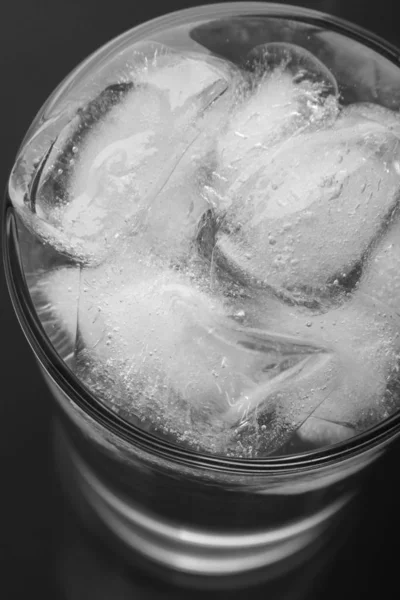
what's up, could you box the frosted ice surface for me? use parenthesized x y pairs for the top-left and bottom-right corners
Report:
(214, 114), (400, 301)
(211, 43), (339, 211)
(246, 42), (338, 96)
(289, 213), (400, 445)
(35, 256), (335, 454)
(242, 284), (398, 448)
(14, 48), (243, 266)
(61, 50), (242, 264)
(304, 301), (396, 428)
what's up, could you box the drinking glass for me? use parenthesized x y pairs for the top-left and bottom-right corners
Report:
(3, 2), (400, 587)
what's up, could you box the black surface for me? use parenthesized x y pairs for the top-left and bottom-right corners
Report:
(1, 1), (400, 598)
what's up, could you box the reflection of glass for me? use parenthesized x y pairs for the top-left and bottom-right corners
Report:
(55, 450), (360, 598)
(4, 2), (400, 582)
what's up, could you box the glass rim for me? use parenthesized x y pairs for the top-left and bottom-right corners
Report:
(4, 1), (400, 472)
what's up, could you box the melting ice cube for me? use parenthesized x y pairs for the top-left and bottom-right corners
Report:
(209, 43), (339, 211)
(36, 256), (334, 454)
(11, 48), (243, 266)
(213, 114), (400, 302)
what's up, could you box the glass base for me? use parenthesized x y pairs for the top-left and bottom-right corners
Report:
(53, 418), (354, 588)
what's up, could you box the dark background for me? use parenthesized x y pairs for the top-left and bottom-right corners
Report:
(1, 1), (399, 598)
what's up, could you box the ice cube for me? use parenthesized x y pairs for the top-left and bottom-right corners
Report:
(226, 345), (338, 455)
(231, 245), (400, 450)
(211, 46), (339, 207)
(36, 254), (333, 454)
(10, 83), (135, 265)
(221, 282), (397, 453)
(246, 42), (338, 98)
(317, 301), (395, 425)
(241, 292), (396, 450)
(12, 50), (242, 266)
(213, 115), (400, 302)
(61, 52), (242, 264)
(300, 299), (398, 442)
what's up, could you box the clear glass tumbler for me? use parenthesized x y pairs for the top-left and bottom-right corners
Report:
(3, 2), (400, 588)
